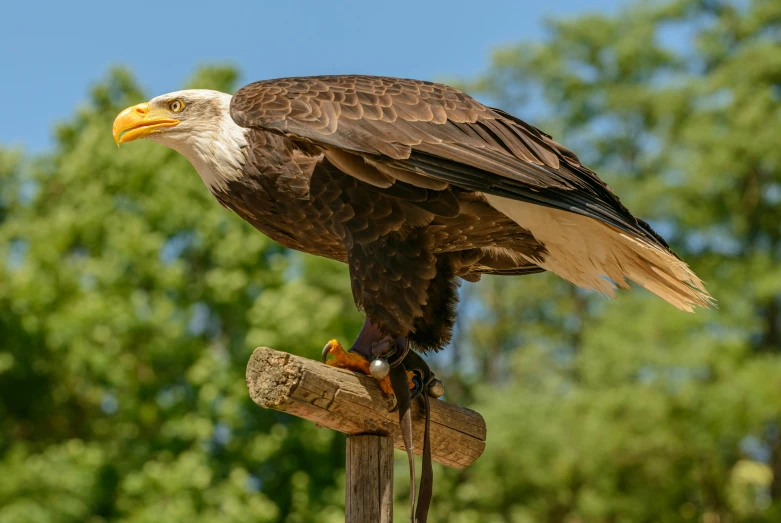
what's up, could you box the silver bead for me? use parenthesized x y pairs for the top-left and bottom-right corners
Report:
(428, 378), (445, 398)
(369, 358), (390, 380)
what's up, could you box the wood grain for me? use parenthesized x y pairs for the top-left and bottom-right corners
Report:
(246, 347), (486, 469)
(345, 435), (393, 523)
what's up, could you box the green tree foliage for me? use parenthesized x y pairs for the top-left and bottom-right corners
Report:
(438, 0), (781, 521)
(2, 1), (780, 521)
(0, 66), (362, 523)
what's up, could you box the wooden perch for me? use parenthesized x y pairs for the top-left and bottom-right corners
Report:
(246, 346), (486, 469)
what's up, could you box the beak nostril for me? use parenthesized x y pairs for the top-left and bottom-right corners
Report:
(133, 103), (149, 116)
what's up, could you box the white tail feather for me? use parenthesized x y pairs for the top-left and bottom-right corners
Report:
(485, 195), (714, 311)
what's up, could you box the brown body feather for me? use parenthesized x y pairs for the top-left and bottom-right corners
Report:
(211, 75), (712, 350)
(213, 130), (545, 350)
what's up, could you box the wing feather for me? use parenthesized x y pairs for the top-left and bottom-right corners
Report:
(230, 75), (650, 243)
(230, 75), (712, 309)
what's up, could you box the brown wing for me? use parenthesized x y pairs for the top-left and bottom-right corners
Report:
(230, 75), (669, 251)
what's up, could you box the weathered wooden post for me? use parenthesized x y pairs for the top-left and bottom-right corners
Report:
(246, 347), (486, 522)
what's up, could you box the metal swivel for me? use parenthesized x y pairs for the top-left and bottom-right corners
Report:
(369, 357), (390, 380)
(428, 378), (445, 398)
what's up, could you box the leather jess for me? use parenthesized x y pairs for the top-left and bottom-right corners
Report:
(388, 349), (434, 523)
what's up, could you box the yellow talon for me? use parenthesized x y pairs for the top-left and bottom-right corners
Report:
(322, 339), (416, 395)
(323, 339), (370, 374)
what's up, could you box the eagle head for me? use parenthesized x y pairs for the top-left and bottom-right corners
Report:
(113, 89), (247, 191)
(112, 89), (233, 145)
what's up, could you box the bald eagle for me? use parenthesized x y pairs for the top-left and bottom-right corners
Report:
(114, 75), (712, 363)
(114, 75), (712, 520)
(113, 75), (712, 367)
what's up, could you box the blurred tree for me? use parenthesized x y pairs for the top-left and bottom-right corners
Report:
(434, 0), (781, 521)
(2, 1), (781, 522)
(0, 66), (363, 523)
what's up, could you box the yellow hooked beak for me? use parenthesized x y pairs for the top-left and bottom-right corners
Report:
(112, 102), (179, 145)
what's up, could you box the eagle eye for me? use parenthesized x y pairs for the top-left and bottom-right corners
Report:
(169, 99), (185, 113)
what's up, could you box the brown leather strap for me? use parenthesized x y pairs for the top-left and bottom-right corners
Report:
(389, 355), (434, 523)
(389, 364), (416, 522)
(415, 391), (433, 522)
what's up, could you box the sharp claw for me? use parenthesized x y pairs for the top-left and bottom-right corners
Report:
(321, 341), (333, 363)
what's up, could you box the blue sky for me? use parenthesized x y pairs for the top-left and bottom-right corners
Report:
(2, 0), (627, 151)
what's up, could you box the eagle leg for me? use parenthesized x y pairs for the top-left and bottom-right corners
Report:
(322, 318), (416, 395)
(347, 317), (407, 360)
(322, 339), (392, 394)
